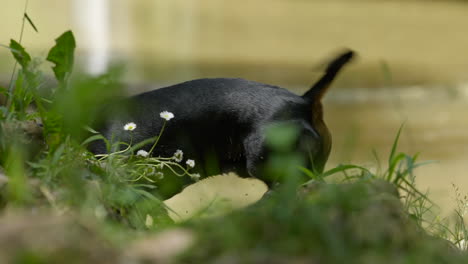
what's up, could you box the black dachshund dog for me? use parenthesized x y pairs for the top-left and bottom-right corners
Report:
(90, 50), (355, 185)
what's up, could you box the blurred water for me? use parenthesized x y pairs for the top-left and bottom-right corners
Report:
(323, 83), (468, 214)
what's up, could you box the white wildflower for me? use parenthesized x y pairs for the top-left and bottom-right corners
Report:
(145, 166), (156, 176)
(145, 214), (154, 228)
(186, 159), (195, 168)
(160, 111), (174, 121)
(137, 150), (149, 157)
(97, 161), (107, 169)
(457, 239), (467, 250)
(155, 172), (164, 180)
(173, 149), (183, 162)
(124, 122), (137, 131)
(190, 173), (201, 181)
(94, 205), (107, 220)
(155, 163), (164, 169)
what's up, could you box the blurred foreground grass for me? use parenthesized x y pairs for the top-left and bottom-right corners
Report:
(2, 178), (467, 264)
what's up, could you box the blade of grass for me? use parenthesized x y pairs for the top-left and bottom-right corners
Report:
(397, 176), (436, 205)
(298, 167), (320, 181)
(371, 148), (381, 175)
(81, 134), (108, 146)
(7, 0), (31, 108)
(387, 152), (406, 182)
(388, 123), (404, 175)
(24, 12), (38, 33)
(322, 164), (372, 178)
(128, 136), (159, 152)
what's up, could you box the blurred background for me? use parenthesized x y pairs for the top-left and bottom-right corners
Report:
(1, 0), (468, 213)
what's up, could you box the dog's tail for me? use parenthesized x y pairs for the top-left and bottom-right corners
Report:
(302, 50), (355, 102)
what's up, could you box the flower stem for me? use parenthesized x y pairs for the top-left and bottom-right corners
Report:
(148, 121), (166, 155)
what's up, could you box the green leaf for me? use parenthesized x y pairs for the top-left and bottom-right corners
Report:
(388, 123), (404, 167)
(9, 39), (31, 69)
(265, 122), (300, 152)
(129, 135), (159, 152)
(387, 152), (406, 181)
(81, 134), (107, 146)
(46, 30), (76, 84)
(24, 13), (39, 33)
(322, 164), (371, 178)
(298, 167), (319, 180)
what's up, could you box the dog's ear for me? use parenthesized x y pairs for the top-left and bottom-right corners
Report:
(302, 50), (355, 102)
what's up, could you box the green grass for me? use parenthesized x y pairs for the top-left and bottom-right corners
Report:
(1, 17), (468, 263)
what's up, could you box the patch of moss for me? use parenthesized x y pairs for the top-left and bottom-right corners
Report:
(179, 179), (466, 264)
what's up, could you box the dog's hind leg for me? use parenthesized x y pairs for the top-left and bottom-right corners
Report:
(243, 131), (265, 178)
